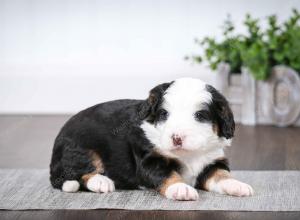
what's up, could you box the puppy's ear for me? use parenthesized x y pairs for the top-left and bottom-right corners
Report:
(139, 82), (173, 122)
(206, 85), (235, 139)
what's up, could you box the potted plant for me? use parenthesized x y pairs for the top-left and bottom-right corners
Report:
(187, 9), (300, 126)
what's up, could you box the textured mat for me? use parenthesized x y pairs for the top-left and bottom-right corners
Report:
(0, 169), (299, 211)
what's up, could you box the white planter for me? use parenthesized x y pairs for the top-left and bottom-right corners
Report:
(216, 63), (300, 126)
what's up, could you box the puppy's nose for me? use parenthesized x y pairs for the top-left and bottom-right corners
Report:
(172, 134), (183, 147)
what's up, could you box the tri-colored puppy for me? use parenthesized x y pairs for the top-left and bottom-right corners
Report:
(50, 78), (254, 200)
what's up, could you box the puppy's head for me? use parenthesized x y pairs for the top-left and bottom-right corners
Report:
(141, 78), (235, 153)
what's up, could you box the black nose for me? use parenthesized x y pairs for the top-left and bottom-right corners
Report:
(172, 134), (182, 147)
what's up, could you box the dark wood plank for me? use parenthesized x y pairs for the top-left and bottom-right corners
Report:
(0, 116), (300, 220)
(1, 210), (300, 220)
(0, 115), (70, 168)
(227, 125), (287, 170)
(285, 127), (300, 169)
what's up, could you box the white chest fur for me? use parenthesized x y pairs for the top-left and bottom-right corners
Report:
(175, 148), (225, 186)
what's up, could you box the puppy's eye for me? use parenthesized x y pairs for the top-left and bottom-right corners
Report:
(158, 109), (169, 121)
(195, 110), (211, 122)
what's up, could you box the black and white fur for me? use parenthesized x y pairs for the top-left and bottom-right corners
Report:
(50, 78), (253, 200)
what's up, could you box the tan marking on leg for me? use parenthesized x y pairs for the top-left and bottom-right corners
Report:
(81, 151), (105, 187)
(159, 172), (184, 196)
(203, 169), (231, 190)
(89, 150), (104, 174)
(82, 173), (97, 187)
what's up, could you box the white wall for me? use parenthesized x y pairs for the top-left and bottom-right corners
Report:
(0, 0), (299, 114)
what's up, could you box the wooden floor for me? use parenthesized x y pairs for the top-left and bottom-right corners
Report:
(0, 115), (300, 220)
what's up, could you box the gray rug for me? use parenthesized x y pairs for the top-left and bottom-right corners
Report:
(0, 169), (299, 211)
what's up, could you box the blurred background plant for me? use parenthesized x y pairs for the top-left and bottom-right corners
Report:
(187, 9), (300, 80)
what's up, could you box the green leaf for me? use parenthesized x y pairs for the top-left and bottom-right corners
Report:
(186, 9), (300, 80)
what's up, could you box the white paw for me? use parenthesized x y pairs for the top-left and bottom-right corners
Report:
(86, 174), (115, 193)
(218, 179), (254, 197)
(165, 183), (199, 201)
(62, 180), (80, 193)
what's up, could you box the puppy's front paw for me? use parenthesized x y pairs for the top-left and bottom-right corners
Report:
(165, 183), (199, 201)
(218, 179), (254, 197)
(87, 174), (115, 193)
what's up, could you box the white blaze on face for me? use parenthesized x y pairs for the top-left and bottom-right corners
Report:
(141, 78), (230, 153)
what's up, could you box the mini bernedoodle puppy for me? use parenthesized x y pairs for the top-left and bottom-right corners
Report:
(50, 78), (254, 200)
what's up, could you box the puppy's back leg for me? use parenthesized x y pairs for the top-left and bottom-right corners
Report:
(50, 139), (94, 191)
(50, 138), (108, 192)
(81, 150), (115, 193)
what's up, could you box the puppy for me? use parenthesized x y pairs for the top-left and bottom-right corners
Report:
(50, 78), (254, 200)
